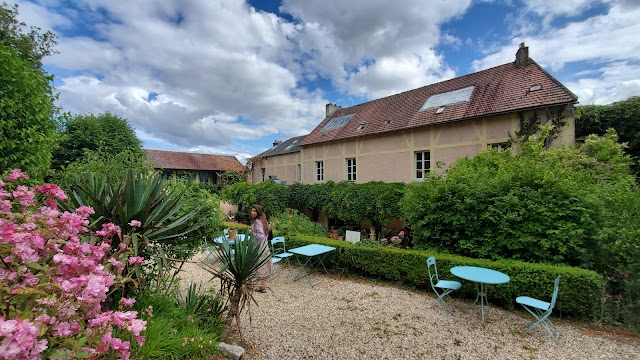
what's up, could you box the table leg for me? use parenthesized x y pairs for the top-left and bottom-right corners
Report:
(480, 282), (485, 322)
(291, 255), (314, 286)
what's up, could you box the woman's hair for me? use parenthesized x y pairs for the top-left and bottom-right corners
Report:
(251, 204), (269, 233)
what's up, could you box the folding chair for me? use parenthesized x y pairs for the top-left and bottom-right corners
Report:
(426, 256), (461, 313)
(271, 236), (294, 264)
(516, 276), (561, 340)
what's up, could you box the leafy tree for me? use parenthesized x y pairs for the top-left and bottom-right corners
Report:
(0, 3), (60, 181)
(53, 112), (143, 169)
(0, 44), (59, 180)
(576, 96), (640, 171)
(0, 2), (57, 67)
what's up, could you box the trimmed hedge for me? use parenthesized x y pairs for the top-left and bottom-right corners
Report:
(287, 235), (603, 320)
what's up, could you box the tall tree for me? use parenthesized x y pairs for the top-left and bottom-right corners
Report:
(53, 112), (143, 169)
(0, 2), (57, 67)
(576, 96), (640, 172)
(0, 2), (60, 180)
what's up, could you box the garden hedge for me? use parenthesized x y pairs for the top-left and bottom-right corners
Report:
(287, 235), (603, 320)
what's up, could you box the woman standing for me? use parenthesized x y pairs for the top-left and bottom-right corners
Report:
(250, 204), (273, 292)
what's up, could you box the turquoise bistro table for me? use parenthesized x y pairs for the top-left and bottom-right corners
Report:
(450, 266), (510, 321)
(288, 244), (335, 287)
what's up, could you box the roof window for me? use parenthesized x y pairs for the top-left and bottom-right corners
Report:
(529, 85), (542, 92)
(321, 114), (354, 132)
(384, 119), (392, 124)
(420, 86), (474, 111)
(356, 123), (367, 130)
(435, 106), (445, 114)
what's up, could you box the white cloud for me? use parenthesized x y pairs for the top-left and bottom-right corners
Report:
(280, 0), (472, 98)
(28, 0), (328, 155)
(346, 50), (456, 99)
(566, 61), (640, 105)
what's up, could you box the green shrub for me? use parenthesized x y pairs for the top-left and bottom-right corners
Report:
(287, 235), (602, 319)
(126, 292), (221, 359)
(270, 208), (327, 238)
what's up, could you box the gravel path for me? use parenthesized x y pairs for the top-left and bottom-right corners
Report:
(180, 253), (640, 360)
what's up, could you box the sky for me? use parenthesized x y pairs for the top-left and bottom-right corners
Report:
(9, 0), (640, 164)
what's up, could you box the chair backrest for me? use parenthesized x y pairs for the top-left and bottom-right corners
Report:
(270, 236), (286, 255)
(549, 276), (561, 309)
(426, 256), (439, 287)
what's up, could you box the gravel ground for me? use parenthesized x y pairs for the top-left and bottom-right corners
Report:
(179, 252), (640, 360)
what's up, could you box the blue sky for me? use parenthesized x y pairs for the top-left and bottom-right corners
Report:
(10, 0), (640, 163)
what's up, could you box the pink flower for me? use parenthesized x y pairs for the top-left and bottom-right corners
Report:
(108, 258), (125, 270)
(128, 319), (146, 337)
(96, 222), (121, 237)
(128, 256), (144, 265)
(128, 220), (141, 228)
(120, 298), (136, 308)
(75, 206), (95, 219)
(5, 169), (28, 182)
(35, 184), (68, 201)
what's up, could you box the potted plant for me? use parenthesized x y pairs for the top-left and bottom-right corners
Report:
(337, 227), (345, 241)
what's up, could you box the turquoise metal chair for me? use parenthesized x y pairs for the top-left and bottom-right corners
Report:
(271, 236), (294, 263)
(516, 276), (561, 340)
(426, 256), (461, 313)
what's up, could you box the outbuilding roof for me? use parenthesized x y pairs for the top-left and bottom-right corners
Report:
(145, 149), (245, 172)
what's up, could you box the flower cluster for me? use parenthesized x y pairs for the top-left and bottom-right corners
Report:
(0, 169), (146, 359)
(380, 230), (405, 247)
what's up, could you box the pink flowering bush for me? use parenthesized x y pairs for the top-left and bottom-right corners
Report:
(0, 169), (146, 359)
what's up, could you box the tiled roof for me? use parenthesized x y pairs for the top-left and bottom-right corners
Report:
(300, 60), (577, 146)
(145, 149), (245, 172)
(254, 135), (307, 158)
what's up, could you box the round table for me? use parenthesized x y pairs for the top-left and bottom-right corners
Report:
(450, 266), (510, 321)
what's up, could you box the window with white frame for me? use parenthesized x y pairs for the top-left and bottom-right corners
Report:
(415, 151), (430, 180)
(346, 158), (356, 181)
(488, 142), (511, 151)
(315, 161), (324, 182)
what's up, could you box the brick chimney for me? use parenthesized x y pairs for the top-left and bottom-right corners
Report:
(273, 140), (283, 147)
(515, 42), (531, 68)
(326, 103), (341, 117)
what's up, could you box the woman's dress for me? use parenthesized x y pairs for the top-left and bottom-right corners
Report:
(252, 220), (274, 277)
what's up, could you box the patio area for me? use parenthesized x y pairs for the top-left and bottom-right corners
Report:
(181, 253), (640, 359)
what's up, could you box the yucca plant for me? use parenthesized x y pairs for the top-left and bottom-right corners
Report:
(60, 170), (200, 253)
(200, 232), (270, 342)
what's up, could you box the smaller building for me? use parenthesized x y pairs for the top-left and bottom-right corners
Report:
(249, 135), (307, 185)
(145, 149), (245, 186)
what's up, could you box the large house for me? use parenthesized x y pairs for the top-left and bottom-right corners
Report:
(250, 44), (577, 185)
(145, 149), (245, 186)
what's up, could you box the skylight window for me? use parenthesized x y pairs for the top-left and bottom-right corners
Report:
(529, 85), (542, 92)
(435, 106), (445, 114)
(356, 123), (367, 130)
(420, 86), (474, 111)
(321, 114), (354, 132)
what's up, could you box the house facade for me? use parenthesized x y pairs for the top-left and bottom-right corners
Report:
(251, 44), (577, 185)
(145, 149), (245, 186)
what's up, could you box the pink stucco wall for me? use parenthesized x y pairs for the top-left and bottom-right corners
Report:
(254, 107), (575, 184)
